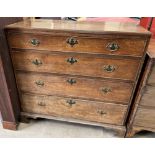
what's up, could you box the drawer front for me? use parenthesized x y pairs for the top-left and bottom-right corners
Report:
(8, 33), (146, 57)
(140, 86), (155, 107)
(16, 73), (133, 104)
(11, 51), (140, 81)
(133, 107), (155, 129)
(148, 63), (155, 86)
(20, 93), (128, 125)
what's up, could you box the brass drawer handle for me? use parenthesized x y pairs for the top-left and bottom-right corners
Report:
(38, 102), (46, 106)
(67, 78), (76, 85)
(31, 39), (40, 46)
(97, 110), (107, 115)
(66, 99), (76, 106)
(67, 57), (78, 65)
(101, 87), (112, 94)
(32, 59), (42, 66)
(35, 80), (44, 86)
(106, 42), (119, 52)
(66, 37), (78, 47)
(103, 65), (116, 72)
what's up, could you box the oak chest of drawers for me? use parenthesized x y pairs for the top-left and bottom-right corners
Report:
(4, 19), (151, 136)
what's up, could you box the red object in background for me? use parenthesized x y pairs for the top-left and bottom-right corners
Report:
(140, 17), (152, 29)
(85, 17), (139, 24)
(150, 18), (155, 38)
(140, 17), (155, 39)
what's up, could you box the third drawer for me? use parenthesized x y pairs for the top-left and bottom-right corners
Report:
(15, 72), (134, 104)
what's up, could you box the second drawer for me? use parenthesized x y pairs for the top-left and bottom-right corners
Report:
(11, 50), (141, 81)
(15, 72), (134, 104)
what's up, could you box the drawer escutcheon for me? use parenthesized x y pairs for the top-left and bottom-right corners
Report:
(32, 59), (42, 66)
(35, 80), (44, 87)
(66, 99), (76, 106)
(106, 42), (119, 52)
(67, 78), (76, 85)
(66, 37), (78, 47)
(101, 87), (112, 94)
(30, 39), (40, 46)
(38, 102), (46, 106)
(97, 110), (107, 116)
(103, 65), (116, 73)
(67, 57), (78, 65)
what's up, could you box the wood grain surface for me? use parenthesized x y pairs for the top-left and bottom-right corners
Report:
(7, 33), (147, 57)
(147, 61), (155, 85)
(147, 39), (155, 58)
(140, 85), (155, 107)
(133, 107), (155, 129)
(15, 72), (134, 104)
(20, 93), (128, 125)
(11, 50), (141, 81)
(5, 19), (150, 35)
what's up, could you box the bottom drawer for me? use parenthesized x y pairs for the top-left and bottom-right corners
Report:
(133, 107), (155, 129)
(20, 94), (128, 125)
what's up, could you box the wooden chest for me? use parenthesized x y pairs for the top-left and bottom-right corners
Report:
(126, 39), (155, 137)
(4, 19), (151, 136)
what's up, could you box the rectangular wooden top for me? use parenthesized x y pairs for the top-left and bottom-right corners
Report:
(5, 19), (151, 36)
(147, 39), (155, 58)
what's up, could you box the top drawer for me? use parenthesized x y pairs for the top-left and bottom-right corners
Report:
(7, 33), (146, 57)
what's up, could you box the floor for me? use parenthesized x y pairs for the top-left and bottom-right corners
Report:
(0, 119), (155, 138)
